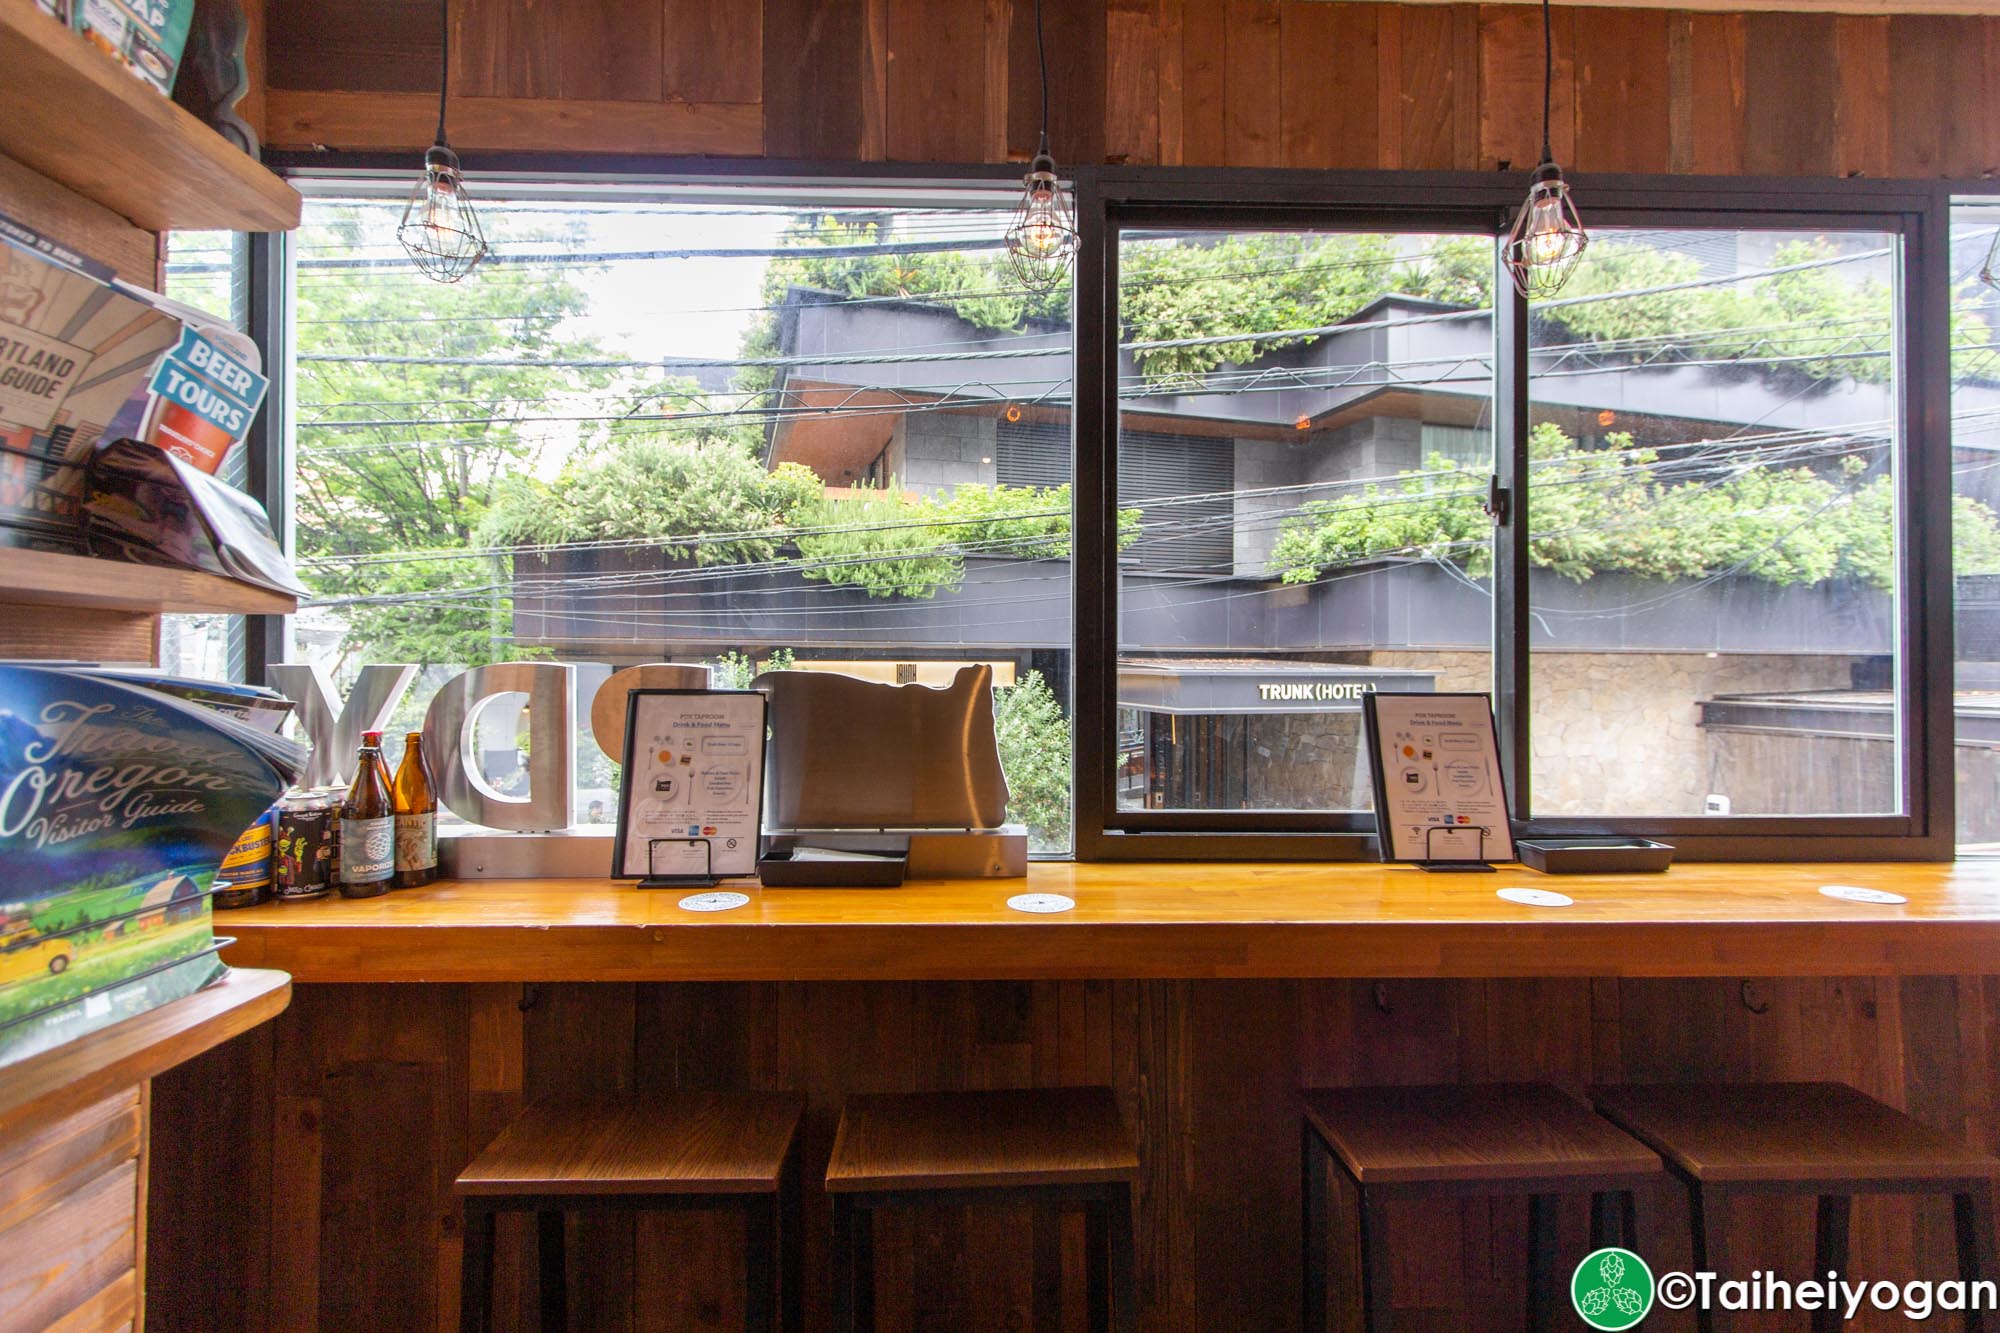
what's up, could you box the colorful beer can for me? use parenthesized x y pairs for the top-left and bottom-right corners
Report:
(273, 789), (336, 901)
(213, 807), (274, 909)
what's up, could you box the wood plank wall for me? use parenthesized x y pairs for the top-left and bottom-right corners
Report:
(149, 974), (2000, 1332)
(260, 0), (2000, 178)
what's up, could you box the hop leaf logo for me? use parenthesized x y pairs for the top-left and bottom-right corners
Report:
(1570, 1247), (1654, 1330)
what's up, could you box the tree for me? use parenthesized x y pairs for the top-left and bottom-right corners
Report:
(294, 204), (617, 669)
(992, 669), (1071, 851)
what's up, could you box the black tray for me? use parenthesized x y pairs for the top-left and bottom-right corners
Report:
(757, 847), (907, 887)
(1516, 837), (1676, 874)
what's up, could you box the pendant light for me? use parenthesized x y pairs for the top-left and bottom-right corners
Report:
(1503, 0), (1588, 299)
(398, 0), (489, 283)
(1004, 0), (1079, 294)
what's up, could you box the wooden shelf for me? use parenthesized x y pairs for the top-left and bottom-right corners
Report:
(0, 967), (290, 1139)
(0, 546), (298, 616)
(0, 0), (300, 232)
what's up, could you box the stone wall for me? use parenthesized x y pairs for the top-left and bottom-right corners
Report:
(1370, 650), (1865, 817)
(899, 410), (996, 497)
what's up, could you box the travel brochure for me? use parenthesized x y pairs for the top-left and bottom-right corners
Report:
(0, 665), (306, 1067)
(0, 209), (269, 551)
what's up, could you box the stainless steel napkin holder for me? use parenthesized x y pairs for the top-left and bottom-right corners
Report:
(752, 665), (1027, 881)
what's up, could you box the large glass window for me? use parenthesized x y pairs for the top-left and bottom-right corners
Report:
(285, 187), (1074, 850)
(160, 229), (252, 681)
(1526, 226), (1904, 820)
(1952, 199), (2000, 853)
(1111, 228), (1496, 817)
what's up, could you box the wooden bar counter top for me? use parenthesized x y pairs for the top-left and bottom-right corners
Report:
(215, 860), (2000, 982)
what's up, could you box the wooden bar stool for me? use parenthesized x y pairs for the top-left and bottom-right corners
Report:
(455, 1092), (806, 1333)
(1593, 1081), (2000, 1333)
(824, 1086), (1139, 1333)
(1301, 1082), (1664, 1333)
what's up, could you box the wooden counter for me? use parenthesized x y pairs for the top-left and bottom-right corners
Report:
(216, 861), (2000, 981)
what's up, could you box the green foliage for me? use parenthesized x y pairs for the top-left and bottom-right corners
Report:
(788, 481), (1140, 599)
(1270, 421), (2000, 590)
(992, 669), (1070, 852)
(477, 435), (821, 566)
(789, 484), (964, 599)
(1121, 233), (1399, 385)
(709, 648), (796, 690)
(1540, 238), (2000, 386)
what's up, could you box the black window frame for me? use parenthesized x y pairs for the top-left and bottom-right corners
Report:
(259, 154), (1956, 862)
(1072, 168), (1953, 862)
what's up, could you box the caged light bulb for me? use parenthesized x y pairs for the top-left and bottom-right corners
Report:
(1005, 154), (1078, 292)
(1504, 162), (1589, 299)
(398, 145), (489, 284)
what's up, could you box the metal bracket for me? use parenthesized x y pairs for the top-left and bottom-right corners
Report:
(1483, 476), (1511, 526)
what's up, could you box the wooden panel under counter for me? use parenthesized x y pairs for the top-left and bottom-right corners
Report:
(216, 861), (2000, 981)
(1, 970), (289, 1333)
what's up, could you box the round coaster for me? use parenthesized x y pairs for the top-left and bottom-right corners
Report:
(1819, 884), (1908, 905)
(1008, 893), (1076, 914)
(678, 891), (751, 913)
(1497, 887), (1574, 908)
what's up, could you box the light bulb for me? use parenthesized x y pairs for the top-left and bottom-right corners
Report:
(1505, 162), (1589, 299)
(1005, 154), (1077, 294)
(398, 144), (490, 284)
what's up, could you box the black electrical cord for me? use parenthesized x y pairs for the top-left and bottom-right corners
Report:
(1035, 0), (1051, 159)
(434, 0), (450, 148)
(1540, 0), (1554, 166)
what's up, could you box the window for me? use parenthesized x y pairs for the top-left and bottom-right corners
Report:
(261, 169), (1951, 859)
(160, 230), (253, 682)
(1526, 226), (1904, 822)
(1106, 224), (1495, 823)
(1078, 175), (1942, 857)
(282, 185), (1074, 851)
(1952, 198), (2000, 854)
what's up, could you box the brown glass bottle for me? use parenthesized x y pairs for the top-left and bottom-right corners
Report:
(338, 729), (395, 897)
(392, 732), (439, 888)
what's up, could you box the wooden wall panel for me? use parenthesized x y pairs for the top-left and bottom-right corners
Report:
(1279, 3), (1379, 172)
(1221, 0), (1282, 168)
(1740, 12), (1837, 176)
(1478, 0), (1571, 170)
(1105, 0), (1163, 164)
(886, 0), (991, 163)
(267, 0), (439, 93)
(260, 0), (2000, 179)
(763, 0), (870, 161)
(0, 155), (158, 286)
(456, 0), (562, 101)
(149, 974), (2000, 1332)
(561, 0), (664, 102)
(1573, 7), (1668, 173)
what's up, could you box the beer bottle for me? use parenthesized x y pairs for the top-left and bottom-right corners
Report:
(392, 732), (439, 888)
(338, 730), (395, 897)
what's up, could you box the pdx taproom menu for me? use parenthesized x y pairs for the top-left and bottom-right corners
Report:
(1363, 693), (1514, 864)
(616, 690), (765, 879)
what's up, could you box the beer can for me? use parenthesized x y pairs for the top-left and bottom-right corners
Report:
(213, 807), (274, 909)
(273, 789), (337, 901)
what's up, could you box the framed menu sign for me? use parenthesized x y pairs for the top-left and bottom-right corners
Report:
(614, 689), (766, 884)
(1362, 692), (1515, 868)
